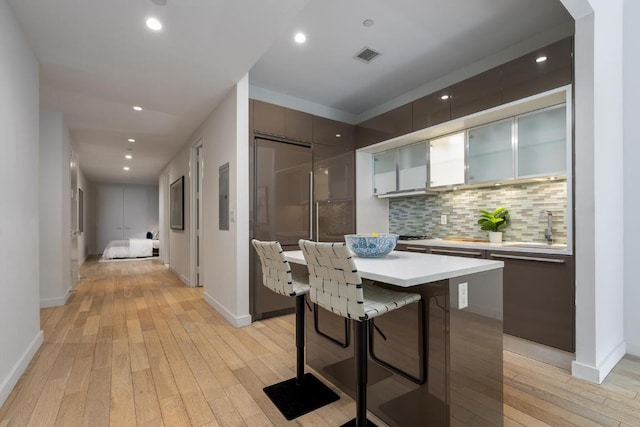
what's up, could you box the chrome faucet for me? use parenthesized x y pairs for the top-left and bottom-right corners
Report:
(543, 211), (553, 243)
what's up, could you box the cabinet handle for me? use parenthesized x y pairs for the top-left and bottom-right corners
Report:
(431, 248), (482, 256)
(489, 253), (565, 264)
(406, 246), (428, 252)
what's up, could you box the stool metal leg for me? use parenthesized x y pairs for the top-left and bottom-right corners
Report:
(342, 319), (377, 427)
(295, 294), (305, 384)
(262, 294), (339, 420)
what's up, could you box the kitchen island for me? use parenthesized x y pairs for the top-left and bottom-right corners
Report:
(285, 250), (504, 426)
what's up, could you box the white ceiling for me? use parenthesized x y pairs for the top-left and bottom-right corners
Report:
(8, 0), (572, 185)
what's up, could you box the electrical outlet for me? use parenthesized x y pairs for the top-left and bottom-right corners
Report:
(440, 214), (447, 225)
(458, 282), (468, 309)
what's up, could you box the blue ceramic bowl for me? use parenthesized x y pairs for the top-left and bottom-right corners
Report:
(345, 234), (398, 257)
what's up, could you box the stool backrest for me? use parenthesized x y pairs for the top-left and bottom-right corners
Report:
(298, 239), (364, 320)
(252, 239), (296, 297)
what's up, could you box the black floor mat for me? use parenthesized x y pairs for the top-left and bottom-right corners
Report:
(263, 372), (340, 420)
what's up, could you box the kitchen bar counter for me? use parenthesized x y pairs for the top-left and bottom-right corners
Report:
(285, 250), (504, 426)
(284, 249), (503, 286)
(399, 238), (571, 255)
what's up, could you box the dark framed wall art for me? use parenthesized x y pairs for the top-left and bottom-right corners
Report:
(170, 176), (184, 230)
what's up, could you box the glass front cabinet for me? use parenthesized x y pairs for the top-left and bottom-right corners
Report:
(428, 132), (465, 188)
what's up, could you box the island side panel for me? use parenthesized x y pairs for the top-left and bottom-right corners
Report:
(448, 269), (504, 426)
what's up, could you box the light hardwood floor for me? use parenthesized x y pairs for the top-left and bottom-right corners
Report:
(1, 258), (639, 426)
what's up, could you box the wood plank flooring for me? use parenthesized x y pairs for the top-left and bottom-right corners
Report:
(1, 258), (639, 426)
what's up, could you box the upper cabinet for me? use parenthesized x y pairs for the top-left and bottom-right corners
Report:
(412, 90), (451, 131)
(501, 38), (572, 104)
(373, 150), (398, 195)
(428, 132), (465, 188)
(468, 119), (515, 184)
(516, 105), (567, 178)
(253, 100), (312, 142)
(312, 116), (355, 148)
(356, 104), (413, 149)
(398, 142), (427, 191)
(450, 68), (502, 120)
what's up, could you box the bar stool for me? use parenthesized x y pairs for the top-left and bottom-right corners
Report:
(251, 239), (339, 420)
(298, 239), (422, 427)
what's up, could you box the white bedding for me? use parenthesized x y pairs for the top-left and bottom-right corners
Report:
(101, 239), (159, 260)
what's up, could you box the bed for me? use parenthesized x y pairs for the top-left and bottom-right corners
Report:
(101, 238), (160, 260)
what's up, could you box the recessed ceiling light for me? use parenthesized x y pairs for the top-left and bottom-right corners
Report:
(125, 154), (133, 159)
(133, 106), (142, 111)
(536, 55), (547, 63)
(128, 138), (135, 142)
(335, 134), (341, 138)
(363, 19), (374, 27)
(146, 17), (162, 31)
(123, 166), (130, 171)
(441, 94), (450, 100)
(294, 32), (306, 44)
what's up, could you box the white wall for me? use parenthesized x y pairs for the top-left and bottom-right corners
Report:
(163, 76), (251, 326)
(0, 0), (43, 406)
(623, 0), (640, 356)
(165, 147), (191, 284)
(39, 109), (72, 307)
(563, 0), (627, 383)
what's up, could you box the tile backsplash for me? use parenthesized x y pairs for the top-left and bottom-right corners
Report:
(389, 180), (568, 243)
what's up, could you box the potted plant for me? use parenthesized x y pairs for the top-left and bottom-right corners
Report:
(478, 207), (509, 243)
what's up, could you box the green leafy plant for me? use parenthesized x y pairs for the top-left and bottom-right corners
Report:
(478, 207), (510, 232)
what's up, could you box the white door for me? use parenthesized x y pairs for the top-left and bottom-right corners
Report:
(97, 186), (125, 253)
(123, 187), (148, 239)
(70, 148), (79, 285)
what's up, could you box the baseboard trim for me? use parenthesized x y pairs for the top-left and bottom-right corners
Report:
(203, 291), (252, 328)
(572, 340), (626, 384)
(504, 334), (575, 370)
(168, 266), (190, 286)
(40, 289), (72, 308)
(0, 331), (43, 407)
(626, 342), (640, 357)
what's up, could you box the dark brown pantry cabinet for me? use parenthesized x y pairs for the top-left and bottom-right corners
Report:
(488, 251), (575, 352)
(252, 100), (313, 142)
(355, 104), (413, 148)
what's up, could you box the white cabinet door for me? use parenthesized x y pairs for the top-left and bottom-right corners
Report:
(398, 142), (427, 191)
(468, 119), (514, 184)
(517, 105), (567, 177)
(429, 132), (465, 187)
(373, 151), (397, 194)
(123, 187), (148, 239)
(97, 186), (124, 253)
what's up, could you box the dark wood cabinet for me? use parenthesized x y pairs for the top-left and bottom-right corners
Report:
(285, 108), (313, 142)
(253, 100), (313, 141)
(501, 37), (573, 104)
(312, 116), (355, 148)
(450, 68), (502, 119)
(412, 90), (451, 131)
(356, 104), (413, 149)
(253, 100), (286, 137)
(429, 247), (486, 259)
(488, 251), (574, 352)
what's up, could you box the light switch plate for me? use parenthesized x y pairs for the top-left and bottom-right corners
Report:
(458, 282), (468, 309)
(441, 214), (447, 225)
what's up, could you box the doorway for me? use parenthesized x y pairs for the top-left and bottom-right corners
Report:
(190, 138), (204, 287)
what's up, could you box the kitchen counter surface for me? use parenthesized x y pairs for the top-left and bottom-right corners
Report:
(399, 238), (572, 255)
(284, 249), (503, 287)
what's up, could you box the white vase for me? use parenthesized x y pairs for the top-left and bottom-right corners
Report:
(488, 231), (502, 243)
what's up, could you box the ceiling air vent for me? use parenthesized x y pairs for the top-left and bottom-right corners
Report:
(354, 47), (382, 64)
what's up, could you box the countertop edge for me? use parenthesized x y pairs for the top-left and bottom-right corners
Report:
(398, 239), (572, 256)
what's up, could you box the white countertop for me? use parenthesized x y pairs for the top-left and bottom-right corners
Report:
(399, 238), (572, 255)
(284, 250), (503, 287)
